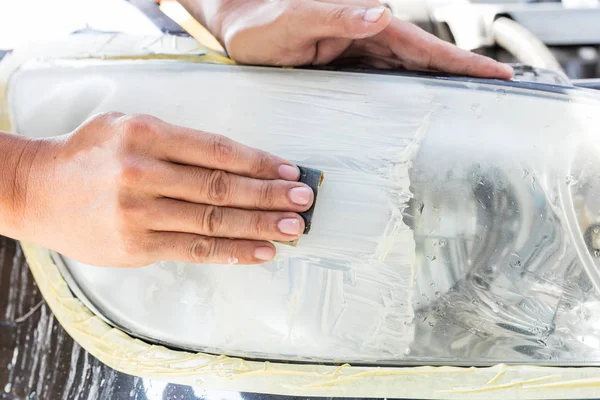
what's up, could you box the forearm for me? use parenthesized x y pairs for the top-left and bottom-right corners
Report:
(0, 131), (43, 240)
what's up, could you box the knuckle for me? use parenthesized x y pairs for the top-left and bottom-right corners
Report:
(328, 7), (351, 24)
(206, 170), (232, 205)
(119, 231), (151, 261)
(121, 238), (139, 257)
(257, 181), (276, 209)
(252, 152), (273, 177)
(186, 238), (213, 263)
(74, 112), (124, 135)
(250, 212), (265, 238)
(116, 194), (148, 224)
(117, 159), (146, 187)
(199, 205), (224, 236)
(208, 134), (235, 164)
(117, 114), (157, 144)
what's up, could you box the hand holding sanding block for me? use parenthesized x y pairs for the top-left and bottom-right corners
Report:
(278, 166), (324, 247)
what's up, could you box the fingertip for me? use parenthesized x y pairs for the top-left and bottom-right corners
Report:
(498, 63), (514, 80)
(359, 6), (392, 35)
(363, 6), (390, 24)
(279, 164), (300, 181)
(483, 62), (514, 80)
(254, 245), (276, 262)
(278, 217), (303, 236)
(346, 6), (392, 40)
(288, 185), (313, 207)
(473, 55), (514, 80)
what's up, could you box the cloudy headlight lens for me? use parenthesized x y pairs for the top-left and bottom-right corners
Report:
(9, 60), (600, 365)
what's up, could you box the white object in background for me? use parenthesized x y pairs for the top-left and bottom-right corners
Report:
(0, 0), (160, 50)
(562, 0), (599, 8)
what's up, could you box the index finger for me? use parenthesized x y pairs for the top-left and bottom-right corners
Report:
(384, 19), (514, 79)
(155, 120), (300, 181)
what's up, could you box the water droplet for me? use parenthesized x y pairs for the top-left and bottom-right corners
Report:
(435, 291), (441, 297)
(4, 383), (11, 393)
(129, 389), (136, 398)
(594, 249), (600, 258)
(404, 347), (411, 356)
(427, 254), (437, 261)
(439, 239), (446, 247)
(471, 103), (482, 112)
(522, 169), (530, 178)
(421, 294), (430, 302)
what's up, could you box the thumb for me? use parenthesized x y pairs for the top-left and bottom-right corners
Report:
(305, 3), (392, 40)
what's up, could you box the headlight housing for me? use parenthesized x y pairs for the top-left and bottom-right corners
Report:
(7, 44), (600, 369)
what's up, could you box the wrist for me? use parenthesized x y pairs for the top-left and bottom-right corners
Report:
(0, 132), (54, 241)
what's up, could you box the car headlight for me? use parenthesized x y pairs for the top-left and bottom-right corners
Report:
(5, 36), (600, 382)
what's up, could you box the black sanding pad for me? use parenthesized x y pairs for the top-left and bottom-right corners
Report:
(279, 166), (324, 247)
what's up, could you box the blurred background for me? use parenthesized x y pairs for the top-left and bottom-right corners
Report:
(0, 0), (599, 83)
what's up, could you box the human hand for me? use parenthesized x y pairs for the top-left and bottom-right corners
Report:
(19, 113), (314, 267)
(181, 0), (513, 79)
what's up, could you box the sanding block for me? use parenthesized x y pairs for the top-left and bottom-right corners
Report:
(279, 165), (324, 246)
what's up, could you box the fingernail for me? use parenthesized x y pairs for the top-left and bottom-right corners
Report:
(363, 6), (386, 23)
(278, 164), (300, 181)
(289, 187), (312, 206)
(254, 246), (275, 261)
(278, 218), (301, 235)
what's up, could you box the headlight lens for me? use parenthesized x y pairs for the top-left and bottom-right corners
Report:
(9, 60), (600, 365)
